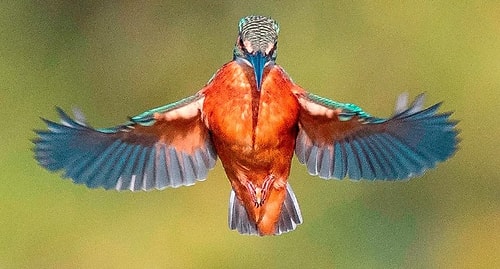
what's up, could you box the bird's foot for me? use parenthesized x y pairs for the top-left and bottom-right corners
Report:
(246, 175), (276, 208)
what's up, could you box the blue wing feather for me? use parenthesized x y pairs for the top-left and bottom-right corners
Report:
(333, 141), (347, 179)
(295, 93), (459, 180)
(34, 96), (217, 191)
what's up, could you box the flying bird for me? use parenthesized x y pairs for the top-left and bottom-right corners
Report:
(34, 15), (459, 236)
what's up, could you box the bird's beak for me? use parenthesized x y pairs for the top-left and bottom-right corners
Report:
(247, 51), (268, 91)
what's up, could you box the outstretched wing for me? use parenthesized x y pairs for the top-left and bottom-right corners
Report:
(294, 91), (458, 180)
(34, 94), (217, 191)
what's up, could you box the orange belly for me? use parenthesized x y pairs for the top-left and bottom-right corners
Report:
(202, 61), (300, 234)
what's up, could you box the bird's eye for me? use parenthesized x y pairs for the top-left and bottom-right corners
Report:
(268, 42), (278, 58)
(238, 37), (245, 49)
(269, 45), (276, 54)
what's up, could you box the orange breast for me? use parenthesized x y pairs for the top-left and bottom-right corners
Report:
(202, 62), (255, 148)
(202, 61), (300, 234)
(202, 61), (300, 172)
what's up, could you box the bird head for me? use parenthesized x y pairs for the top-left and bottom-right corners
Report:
(233, 15), (280, 91)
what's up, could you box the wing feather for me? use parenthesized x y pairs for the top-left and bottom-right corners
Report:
(294, 91), (459, 180)
(34, 95), (217, 191)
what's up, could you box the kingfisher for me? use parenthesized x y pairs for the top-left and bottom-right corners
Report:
(34, 15), (459, 236)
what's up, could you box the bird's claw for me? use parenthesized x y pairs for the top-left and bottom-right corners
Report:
(246, 175), (276, 208)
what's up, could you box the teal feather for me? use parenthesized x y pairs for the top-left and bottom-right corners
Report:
(33, 97), (216, 191)
(295, 93), (459, 180)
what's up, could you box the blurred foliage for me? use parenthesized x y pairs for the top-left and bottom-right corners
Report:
(1, 1), (499, 268)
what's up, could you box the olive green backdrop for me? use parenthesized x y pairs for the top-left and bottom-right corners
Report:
(1, 1), (498, 268)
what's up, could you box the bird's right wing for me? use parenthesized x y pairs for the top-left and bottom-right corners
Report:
(34, 94), (217, 191)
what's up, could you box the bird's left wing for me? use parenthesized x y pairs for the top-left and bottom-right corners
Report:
(34, 94), (217, 191)
(293, 91), (458, 180)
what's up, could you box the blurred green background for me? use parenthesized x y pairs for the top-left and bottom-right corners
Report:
(1, 1), (499, 268)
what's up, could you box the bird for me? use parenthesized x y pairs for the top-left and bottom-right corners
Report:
(33, 15), (459, 236)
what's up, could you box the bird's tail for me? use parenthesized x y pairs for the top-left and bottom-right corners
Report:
(228, 183), (303, 235)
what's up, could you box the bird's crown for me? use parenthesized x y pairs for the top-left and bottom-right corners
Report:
(234, 15), (279, 60)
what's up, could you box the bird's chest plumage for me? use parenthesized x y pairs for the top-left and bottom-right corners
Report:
(201, 61), (300, 233)
(202, 61), (300, 165)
